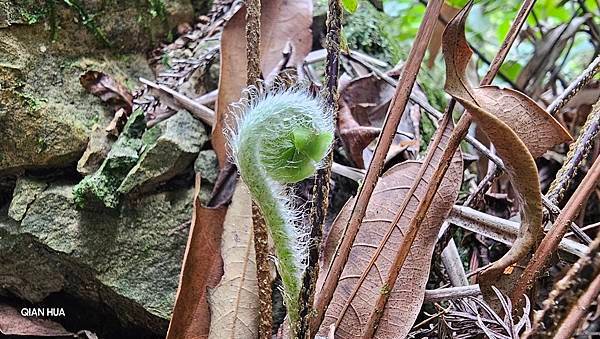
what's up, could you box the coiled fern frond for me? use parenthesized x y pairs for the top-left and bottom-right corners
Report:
(226, 85), (334, 332)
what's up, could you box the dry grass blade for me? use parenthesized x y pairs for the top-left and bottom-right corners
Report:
(317, 116), (462, 338)
(310, 0), (445, 333)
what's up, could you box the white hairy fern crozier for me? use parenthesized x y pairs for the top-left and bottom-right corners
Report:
(227, 86), (334, 332)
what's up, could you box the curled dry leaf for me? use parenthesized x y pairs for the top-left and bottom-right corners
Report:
(80, 70), (133, 113)
(472, 87), (571, 158)
(317, 118), (463, 338)
(441, 2), (571, 302)
(212, 0), (313, 167)
(338, 73), (421, 168)
(208, 183), (259, 339)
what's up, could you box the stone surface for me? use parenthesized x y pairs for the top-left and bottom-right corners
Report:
(7, 177), (47, 221)
(73, 109), (146, 208)
(119, 110), (208, 194)
(194, 149), (219, 184)
(77, 125), (116, 176)
(0, 0), (192, 175)
(0, 227), (167, 338)
(1, 178), (204, 322)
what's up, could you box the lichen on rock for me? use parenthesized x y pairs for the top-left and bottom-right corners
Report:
(73, 108), (146, 208)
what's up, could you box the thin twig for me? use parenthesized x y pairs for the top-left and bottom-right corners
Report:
(299, 0), (341, 337)
(245, 1), (272, 337)
(527, 231), (600, 338)
(512, 155), (600, 304)
(554, 274), (600, 338)
(310, 0), (445, 335)
(547, 98), (600, 205)
(424, 285), (482, 303)
(547, 54), (600, 115)
(138, 77), (215, 126)
(448, 205), (587, 258)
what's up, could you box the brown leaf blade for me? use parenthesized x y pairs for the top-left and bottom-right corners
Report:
(473, 86), (571, 157)
(212, 1), (313, 167)
(80, 70), (133, 113)
(167, 176), (226, 339)
(317, 120), (463, 338)
(208, 183), (259, 339)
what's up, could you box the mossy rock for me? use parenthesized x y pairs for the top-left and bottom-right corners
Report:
(118, 110), (208, 195)
(0, 227), (168, 338)
(3, 176), (211, 321)
(0, 0), (192, 176)
(0, 0), (195, 53)
(73, 108), (147, 209)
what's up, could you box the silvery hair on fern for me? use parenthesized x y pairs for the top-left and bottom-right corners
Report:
(225, 84), (334, 329)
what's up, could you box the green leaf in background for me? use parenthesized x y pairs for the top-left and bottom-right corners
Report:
(342, 0), (360, 13)
(499, 60), (523, 83)
(446, 0), (470, 8)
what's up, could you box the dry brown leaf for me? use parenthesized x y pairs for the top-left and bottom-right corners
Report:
(212, 0), (313, 167)
(167, 176), (226, 339)
(0, 303), (73, 336)
(208, 183), (259, 339)
(80, 70), (133, 113)
(338, 101), (380, 168)
(317, 119), (463, 338)
(338, 73), (421, 168)
(426, 3), (460, 68)
(441, 2), (569, 302)
(472, 86), (571, 157)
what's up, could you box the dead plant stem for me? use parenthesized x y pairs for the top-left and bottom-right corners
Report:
(245, 1), (272, 337)
(310, 0), (445, 335)
(512, 155), (600, 303)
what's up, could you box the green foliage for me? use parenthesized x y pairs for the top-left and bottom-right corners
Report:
(343, 1), (400, 63)
(380, 0), (597, 87)
(342, 0), (360, 13)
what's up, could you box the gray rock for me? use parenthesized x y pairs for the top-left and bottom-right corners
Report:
(2, 179), (202, 321)
(0, 227), (167, 338)
(0, 0), (193, 175)
(119, 110), (208, 194)
(194, 149), (219, 184)
(77, 125), (116, 176)
(7, 177), (47, 221)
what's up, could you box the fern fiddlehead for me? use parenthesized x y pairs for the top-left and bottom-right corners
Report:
(227, 86), (334, 332)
